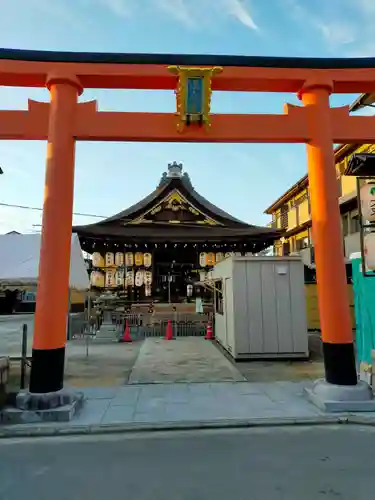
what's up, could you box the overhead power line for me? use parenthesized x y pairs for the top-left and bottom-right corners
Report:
(0, 202), (107, 219)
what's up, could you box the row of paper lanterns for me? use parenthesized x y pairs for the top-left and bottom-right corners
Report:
(92, 252), (152, 268)
(90, 269), (153, 289)
(93, 251), (243, 269)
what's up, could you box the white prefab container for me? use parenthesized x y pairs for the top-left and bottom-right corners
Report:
(212, 256), (308, 360)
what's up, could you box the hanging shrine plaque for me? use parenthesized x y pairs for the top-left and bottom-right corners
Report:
(144, 252), (152, 268)
(199, 252), (207, 267)
(125, 252), (134, 266)
(134, 252), (144, 266)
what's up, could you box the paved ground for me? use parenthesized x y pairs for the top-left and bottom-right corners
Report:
(5, 380), (375, 438)
(65, 340), (142, 387)
(233, 357), (325, 382)
(1, 425), (375, 499)
(129, 337), (245, 383)
(1, 314), (325, 388)
(0, 314), (34, 357)
(72, 381), (324, 427)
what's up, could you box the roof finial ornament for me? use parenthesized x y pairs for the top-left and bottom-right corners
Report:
(167, 161), (183, 178)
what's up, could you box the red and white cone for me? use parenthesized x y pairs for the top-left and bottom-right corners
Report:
(164, 319), (174, 340)
(119, 320), (132, 343)
(205, 320), (214, 340)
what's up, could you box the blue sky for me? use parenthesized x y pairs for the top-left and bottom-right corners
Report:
(1, 0), (374, 233)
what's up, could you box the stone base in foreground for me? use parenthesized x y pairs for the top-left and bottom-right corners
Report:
(1, 389), (85, 425)
(304, 378), (375, 413)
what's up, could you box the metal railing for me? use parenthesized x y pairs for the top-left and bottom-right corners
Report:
(73, 311), (214, 340)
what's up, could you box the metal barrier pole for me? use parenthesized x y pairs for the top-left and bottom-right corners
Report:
(20, 323), (27, 389)
(86, 327), (90, 358)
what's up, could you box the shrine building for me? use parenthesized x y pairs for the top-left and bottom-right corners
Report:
(74, 162), (280, 303)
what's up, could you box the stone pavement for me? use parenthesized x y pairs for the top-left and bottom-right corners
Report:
(2, 381), (375, 438)
(129, 337), (245, 384)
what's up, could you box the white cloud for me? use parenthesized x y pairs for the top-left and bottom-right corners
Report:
(285, 0), (375, 57)
(315, 20), (355, 47)
(285, 0), (357, 51)
(8, 0), (260, 32)
(223, 0), (258, 30)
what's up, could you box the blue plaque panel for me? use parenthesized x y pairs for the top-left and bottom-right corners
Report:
(186, 77), (204, 115)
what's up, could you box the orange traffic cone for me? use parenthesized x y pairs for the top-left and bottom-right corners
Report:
(205, 320), (214, 340)
(119, 320), (132, 343)
(164, 319), (174, 340)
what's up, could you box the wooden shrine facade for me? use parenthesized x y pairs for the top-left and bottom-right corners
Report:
(74, 162), (280, 302)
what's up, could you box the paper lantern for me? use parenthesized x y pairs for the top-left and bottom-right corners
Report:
(361, 183), (375, 222)
(115, 252), (124, 266)
(105, 270), (115, 287)
(92, 252), (104, 268)
(206, 252), (216, 266)
(115, 270), (124, 286)
(134, 252), (144, 266)
(126, 270), (134, 287)
(364, 233), (375, 270)
(145, 284), (152, 297)
(135, 270), (144, 287)
(90, 271), (104, 287)
(144, 271), (152, 285)
(144, 252), (152, 268)
(105, 252), (114, 267)
(125, 252), (134, 266)
(199, 252), (207, 267)
(216, 252), (224, 263)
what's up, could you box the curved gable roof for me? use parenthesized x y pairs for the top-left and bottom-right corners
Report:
(74, 165), (252, 230)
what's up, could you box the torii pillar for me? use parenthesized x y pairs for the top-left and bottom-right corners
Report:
(299, 80), (373, 409)
(24, 74), (83, 405)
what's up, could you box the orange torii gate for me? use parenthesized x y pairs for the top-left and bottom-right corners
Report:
(1, 49), (375, 408)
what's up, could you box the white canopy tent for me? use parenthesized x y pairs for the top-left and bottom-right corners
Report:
(0, 233), (90, 290)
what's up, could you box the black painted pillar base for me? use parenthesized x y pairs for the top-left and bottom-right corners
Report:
(322, 342), (358, 386)
(29, 347), (66, 394)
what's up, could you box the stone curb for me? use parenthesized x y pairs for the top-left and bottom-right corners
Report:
(0, 415), (354, 439)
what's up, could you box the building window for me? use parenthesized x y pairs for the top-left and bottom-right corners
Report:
(280, 204), (288, 229)
(342, 215), (349, 236)
(282, 241), (290, 256)
(296, 237), (309, 251)
(350, 214), (360, 234)
(214, 280), (224, 315)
